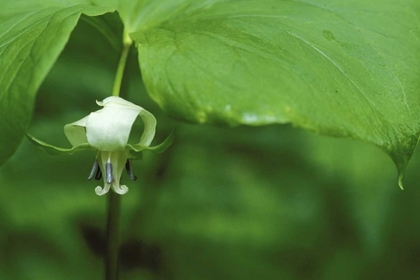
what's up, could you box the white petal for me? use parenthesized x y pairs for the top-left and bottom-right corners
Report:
(95, 184), (111, 196)
(86, 97), (142, 151)
(138, 109), (156, 146)
(64, 116), (88, 146)
(113, 184), (129, 195)
(97, 96), (139, 107)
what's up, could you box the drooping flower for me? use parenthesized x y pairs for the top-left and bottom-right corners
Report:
(27, 96), (173, 196)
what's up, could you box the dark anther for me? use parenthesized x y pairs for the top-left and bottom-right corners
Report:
(106, 162), (113, 184)
(125, 159), (137, 181)
(95, 167), (102, 181)
(88, 160), (99, 181)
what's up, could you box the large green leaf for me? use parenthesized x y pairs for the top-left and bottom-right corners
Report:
(0, 1), (114, 166)
(132, 0), (420, 186)
(1, 0), (420, 186)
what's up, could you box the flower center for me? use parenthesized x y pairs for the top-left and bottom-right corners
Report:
(87, 155), (137, 182)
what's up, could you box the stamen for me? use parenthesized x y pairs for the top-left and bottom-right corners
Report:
(95, 167), (102, 181)
(87, 159), (99, 181)
(106, 162), (113, 184)
(125, 159), (137, 181)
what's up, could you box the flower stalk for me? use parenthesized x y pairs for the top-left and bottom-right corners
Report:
(106, 190), (121, 280)
(106, 29), (132, 280)
(112, 30), (132, 97)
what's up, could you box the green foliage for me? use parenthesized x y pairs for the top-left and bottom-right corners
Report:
(134, 0), (420, 186)
(1, 0), (420, 184)
(0, 1), (113, 166)
(1, 7), (420, 279)
(3, 94), (420, 279)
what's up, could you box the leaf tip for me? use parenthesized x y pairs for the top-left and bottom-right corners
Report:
(386, 135), (419, 191)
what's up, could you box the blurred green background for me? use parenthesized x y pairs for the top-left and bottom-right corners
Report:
(1, 13), (420, 280)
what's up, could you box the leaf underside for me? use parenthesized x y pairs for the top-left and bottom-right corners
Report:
(1, 0), (420, 187)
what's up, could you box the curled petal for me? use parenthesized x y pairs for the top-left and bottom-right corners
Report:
(112, 184), (129, 195)
(95, 184), (111, 196)
(96, 96), (139, 107)
(64, 116), (89, 146)
(138, 109), (156, 146)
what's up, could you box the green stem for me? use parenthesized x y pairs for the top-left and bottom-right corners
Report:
(112, 30), (133, 97)
(106, 191), (121, 280)
(106, 29), (133, 280)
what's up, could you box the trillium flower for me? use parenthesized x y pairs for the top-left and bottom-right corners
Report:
(27, 96), (173, 196)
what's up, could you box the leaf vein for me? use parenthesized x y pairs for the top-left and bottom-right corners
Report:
(286, 30), (384, 118)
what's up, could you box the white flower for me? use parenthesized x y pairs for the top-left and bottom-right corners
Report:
(27, 96), (173, 196)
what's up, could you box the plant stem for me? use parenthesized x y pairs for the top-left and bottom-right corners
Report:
(106, 191), (121, 280)
(112, 30), (133, 97)
(106, 29), (133, 280)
